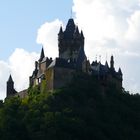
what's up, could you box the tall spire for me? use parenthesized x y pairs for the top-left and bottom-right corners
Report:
(7, 74), (14, 83)
(74, 26), (80, 38)
(110, 55), (114, 70)
(80, 30), (84, 39)
(105, 61), (109, 68)
(39, 47), (45, 62)
(75, 26), (79, 34)
(118, 67), (122, 75)
(58, 26), (63, 35)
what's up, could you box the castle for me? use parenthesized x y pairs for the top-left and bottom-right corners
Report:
(6, 18), (123, 98)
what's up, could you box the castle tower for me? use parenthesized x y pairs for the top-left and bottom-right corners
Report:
(58, 18), (85, 61)
(6, 75), (17, 97)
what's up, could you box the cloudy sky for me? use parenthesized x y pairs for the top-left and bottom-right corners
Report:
(1, 0), (140, 99)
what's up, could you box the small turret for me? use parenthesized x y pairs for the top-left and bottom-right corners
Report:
(8, 75), (13, 83)
(58, 26), (63, 37)
(110, 55), (114, 70)
(39, 47), (45, 62)
(80, 30), (84, 39)
(35, 61), (38, 70)
(6, 75), (17, 97)
(74, 26), (80, 35)
(58, 26), (63, 34)
(118, 68), (122, 76)
(105, 61), (109, 68)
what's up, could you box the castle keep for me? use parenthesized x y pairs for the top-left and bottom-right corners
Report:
(6, 18), (123, 97)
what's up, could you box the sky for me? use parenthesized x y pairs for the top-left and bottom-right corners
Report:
(1, 0), (140, 99)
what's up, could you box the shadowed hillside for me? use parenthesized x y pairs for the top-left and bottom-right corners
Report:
(0, 73), (140, 140)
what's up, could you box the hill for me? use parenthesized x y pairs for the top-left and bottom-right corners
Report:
(0, 73), (140, 140)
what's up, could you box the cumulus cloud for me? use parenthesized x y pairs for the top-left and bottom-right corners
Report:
(125, 10), (140, 41)
(0, 61), (10, 99)
(9, 48), (39, 91)
(0, 48), (38, 100)
(2, 0), (140, 100)
(36, 19), (63, 58)
(34, 0), (140, 93)
(72, 0), (140, 93)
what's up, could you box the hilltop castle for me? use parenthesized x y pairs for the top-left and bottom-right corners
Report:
(6, 18), (123, 98)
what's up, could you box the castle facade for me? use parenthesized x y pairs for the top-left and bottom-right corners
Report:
(6, 18), (123, 98)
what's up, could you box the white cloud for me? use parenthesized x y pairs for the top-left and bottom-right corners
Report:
(72, 0), (140, 93)
(0, 48), (38, 100)
(73, 0), (140, 92)
(36, 19), (63, 58)
(1, 0), (140, 100)
(0, 61), (10, 99)
(125, 10), (140, 41)
(9, 48), (38, 91)
(34, 0), (140, 94)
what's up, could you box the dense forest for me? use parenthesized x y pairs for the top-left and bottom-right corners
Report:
(0, 73), (140, 140)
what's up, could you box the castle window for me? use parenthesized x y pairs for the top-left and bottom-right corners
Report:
(39, 78), (41, 83)
(36, 79), (38, 85)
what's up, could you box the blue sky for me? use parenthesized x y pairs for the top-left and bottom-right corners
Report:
(0, 0), (73, 60)
(1, 0), (140, 99)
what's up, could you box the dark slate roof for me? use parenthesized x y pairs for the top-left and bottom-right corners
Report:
(91, 62), (109, 76)
(48, 58), (75, 69)
(33, 69), (38, 78)
(38, 47), (45, 62)
(105, 61), (109, 68)
(80, 30), (84, 39)
(58, 26), (63, 35)
(76, 46), (86, 69)
(74, 26), (80, 37)
(91, 61), (98, 66)
(64, 18), (76, 39)
(7, 75), (14, 83)
(118, 68), (122, 75)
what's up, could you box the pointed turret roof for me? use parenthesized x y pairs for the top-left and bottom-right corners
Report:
(111, 55), (114, 60)
(58, 26), (63, 35)
(110, 55), (115, 70)
(80, 30), (84, 39)
(39, 47), (45, 62)
(118, 67), (122, 75)
(74, 26), (80, 38)
(7, 74), (14, 83)
(75, 26), (79, 34)
(66, 18), (75, 29)
(64, 18), (76, 38)
(105, 61), (109, 68)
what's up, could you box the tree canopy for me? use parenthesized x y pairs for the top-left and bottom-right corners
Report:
(0, 73), (140, 140)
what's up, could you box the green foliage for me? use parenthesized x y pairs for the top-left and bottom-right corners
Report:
(28, 85), (40, 96)
(0, 73), (140, 140)
(40, 80), (47, 94)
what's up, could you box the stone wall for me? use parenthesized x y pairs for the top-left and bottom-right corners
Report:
(54, 67), (75, 89)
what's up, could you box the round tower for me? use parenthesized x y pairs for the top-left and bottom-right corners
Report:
(6, 75), (17, 97)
